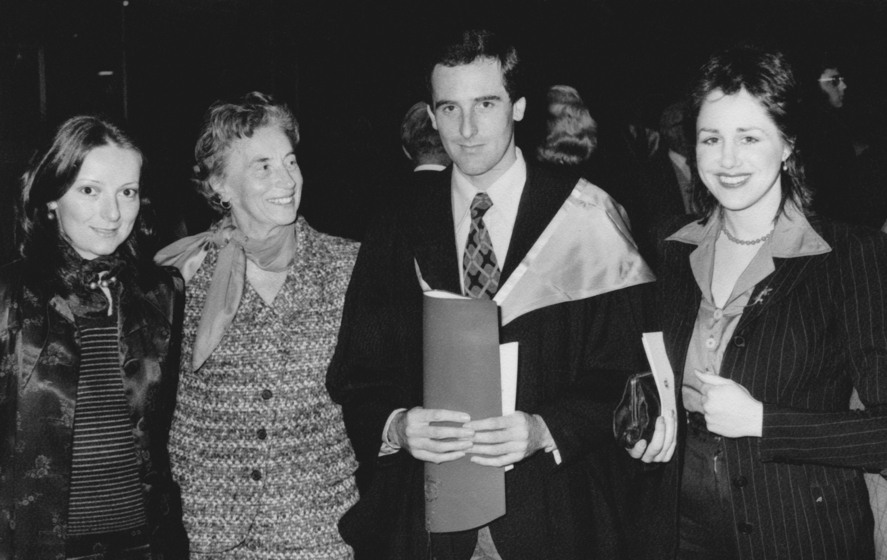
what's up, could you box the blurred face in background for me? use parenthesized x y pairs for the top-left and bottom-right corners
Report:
(695, 88), (791, 218)
(50, 144), (141, 260)
(212, 125), (303, 240)
(818, 68), (847, 108)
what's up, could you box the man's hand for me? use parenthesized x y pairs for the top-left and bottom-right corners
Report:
(389, 407), (474, 464)
(695, 371), (763, 438)
(465, 412), (554, 468)
(628, 411), (677, 463)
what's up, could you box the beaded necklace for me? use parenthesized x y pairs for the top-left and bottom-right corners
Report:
(721, 226), (773, 246)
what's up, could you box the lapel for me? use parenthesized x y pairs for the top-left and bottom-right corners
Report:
(665, 238), (829, 363)
(18, 286), (53, 387)
(410, 168), (462, 293)
(410, 164), (578, 291)
(501, 165), (577, 283)
(120, 277), (157, 337)
(735, 251), (828, 331)
(662, 240), (701, 388)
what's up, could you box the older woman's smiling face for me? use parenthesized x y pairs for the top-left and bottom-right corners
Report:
(213, 125), (302, 239)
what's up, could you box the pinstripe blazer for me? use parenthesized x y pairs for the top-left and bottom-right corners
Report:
(635, 215), (887, 560)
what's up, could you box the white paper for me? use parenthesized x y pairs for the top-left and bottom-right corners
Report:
(425, 289), (471, 299)
(641, 332), (677, 419)
(500, 343), (518, 415)
(499, 342), (519, 471)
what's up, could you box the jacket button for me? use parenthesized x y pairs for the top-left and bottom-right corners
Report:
(732, 476), (748, 488)
(123, 360), (140, 375)
(738, 522), (753, 535)
(257, 428), (267, 440)
(251, 469), (262, 481)
(159, 327), (169, 337)
(261, 389), (273, 400)
(733, 335), (746, 348)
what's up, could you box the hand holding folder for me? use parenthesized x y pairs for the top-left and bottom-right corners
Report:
(388, 407), (473, 464)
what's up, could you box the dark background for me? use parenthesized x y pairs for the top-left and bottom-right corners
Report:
(2, 0), (887, 259)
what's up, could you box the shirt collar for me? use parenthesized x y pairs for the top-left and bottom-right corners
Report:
(452, 147), (526, 220)
(414, 163), (447, 172)
(666, 202), (831, 259)
(667, 150), (691, 181)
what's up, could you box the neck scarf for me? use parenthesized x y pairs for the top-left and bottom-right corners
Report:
(155, 215), (297, 369)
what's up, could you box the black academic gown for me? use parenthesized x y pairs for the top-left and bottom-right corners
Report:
(327, 163), (653, 560)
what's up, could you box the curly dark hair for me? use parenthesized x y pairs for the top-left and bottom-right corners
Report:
(686, 41), (811, 219)
(19, 115), (151, 295)
(193, 91), (299, 215)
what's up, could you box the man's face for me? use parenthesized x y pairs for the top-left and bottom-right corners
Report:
(818, 68), (846, 109)
(428, 58), (526, 191)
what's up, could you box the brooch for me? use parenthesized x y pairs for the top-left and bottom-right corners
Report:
(753, 287), (773, 305)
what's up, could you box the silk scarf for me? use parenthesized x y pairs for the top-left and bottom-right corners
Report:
(155, 216), (296, 369)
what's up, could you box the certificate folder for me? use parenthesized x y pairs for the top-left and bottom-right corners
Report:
(423, 290), (506, 533)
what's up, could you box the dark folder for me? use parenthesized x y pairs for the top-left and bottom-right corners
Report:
(423, 291), (506, 533)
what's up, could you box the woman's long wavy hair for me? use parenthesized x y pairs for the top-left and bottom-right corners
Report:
(686, 41), (811, 220)
(19, 115), (151, 295)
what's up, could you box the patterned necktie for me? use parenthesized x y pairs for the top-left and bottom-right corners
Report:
(463, 192), (501, 299)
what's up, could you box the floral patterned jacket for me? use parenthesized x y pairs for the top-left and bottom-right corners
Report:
(0, 259), (188, 560)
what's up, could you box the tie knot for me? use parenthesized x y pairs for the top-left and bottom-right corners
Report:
(471, 192), (493, 218)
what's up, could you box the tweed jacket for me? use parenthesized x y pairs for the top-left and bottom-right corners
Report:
(635, 215), (887, 560)
(0, 259), (187, 560)
(327, 163), (654, 560)
(167, 216), (359, 558)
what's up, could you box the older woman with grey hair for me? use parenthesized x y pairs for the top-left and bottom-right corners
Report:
(156, 92), (358, 559)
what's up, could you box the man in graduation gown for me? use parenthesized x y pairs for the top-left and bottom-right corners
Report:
(327, 28), (656, 560)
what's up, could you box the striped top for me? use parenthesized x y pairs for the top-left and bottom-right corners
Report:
(67, 310), (148, 538)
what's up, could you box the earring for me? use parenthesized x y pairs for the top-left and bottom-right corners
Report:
(47, 209), (55, 220)
(213, 194), (232, 211)
(782, 160), (788, 172)
(47, 204), (56, 220)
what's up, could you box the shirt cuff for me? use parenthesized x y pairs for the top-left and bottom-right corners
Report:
(379, 408), (408, 456)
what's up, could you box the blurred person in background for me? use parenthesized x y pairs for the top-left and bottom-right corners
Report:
(401, 101), (452, 173)
(800, 50), (862, 226)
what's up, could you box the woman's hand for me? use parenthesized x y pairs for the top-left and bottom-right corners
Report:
(695, 371), (763, 438)
(628, 411), (677, 463)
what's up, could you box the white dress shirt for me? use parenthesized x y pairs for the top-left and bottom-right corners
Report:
(414, 163), (447, 172)
(667, 149), (694, 214)
(452, 149), (527, 290)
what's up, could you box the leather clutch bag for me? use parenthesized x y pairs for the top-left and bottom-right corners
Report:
(613, 372), (660, 448)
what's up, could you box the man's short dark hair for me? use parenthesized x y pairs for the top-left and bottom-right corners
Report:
(425, 29), (522, 103)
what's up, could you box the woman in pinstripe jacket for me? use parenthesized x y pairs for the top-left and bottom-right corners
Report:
(632, 42), (887, 560)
